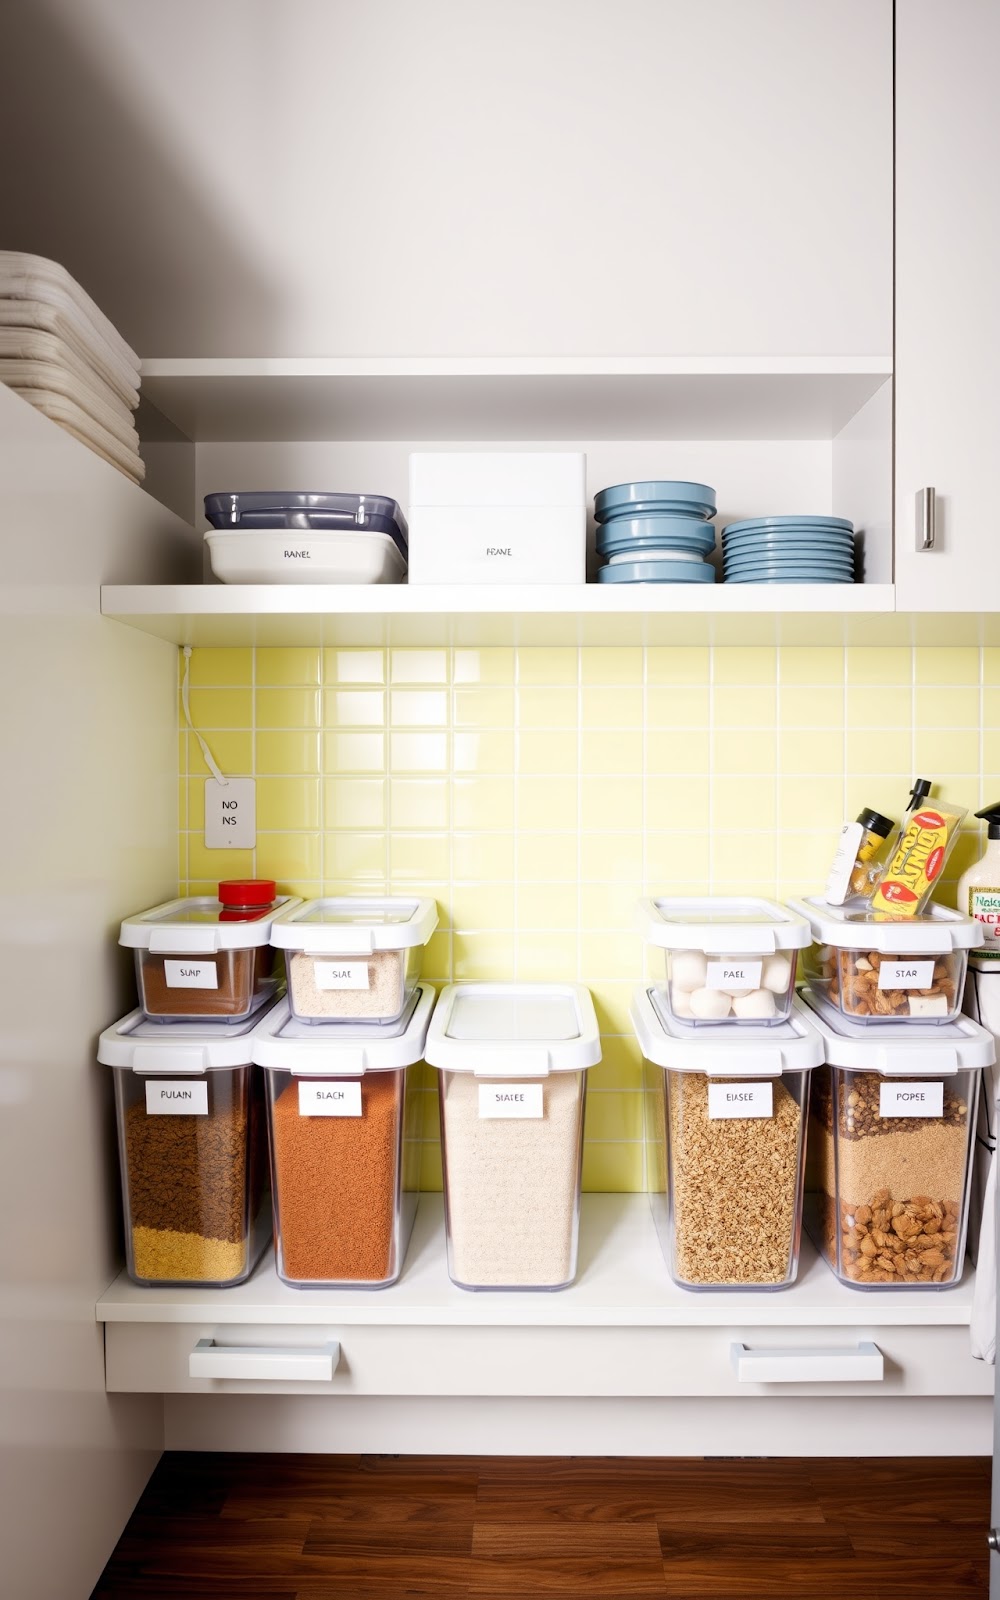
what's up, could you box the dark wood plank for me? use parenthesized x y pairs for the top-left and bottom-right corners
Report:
(809, 1457), (992, 1527)
(477, 1459), (825, 1524)
(658, 1521), (870, 1600)
(303, 1511), (475, 1556)
(469, 1523), (667, 1596)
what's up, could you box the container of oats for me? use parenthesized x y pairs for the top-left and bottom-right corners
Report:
(801, 992), (994, 1288)
(270, 896), (438, 1024)
(630, 986), (823, 1290)
(635, 895), (810, 1025)
(790, 895), (982, 1024)
(99, 1008), (272, 1287)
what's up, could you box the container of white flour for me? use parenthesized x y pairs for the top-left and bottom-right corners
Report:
(270, 896), (438, 1024)
(425, 982), (601, 1291)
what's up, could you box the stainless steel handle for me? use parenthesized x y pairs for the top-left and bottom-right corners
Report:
(189, 1338), (341, 1381)
(917, 486), (937, 551)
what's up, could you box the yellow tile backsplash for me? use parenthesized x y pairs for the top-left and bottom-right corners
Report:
(179, 644), (997, 1195)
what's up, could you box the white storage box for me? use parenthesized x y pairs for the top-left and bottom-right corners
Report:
(205, 527), (406, 585)
(635, 895), (810, 1025)
(407, 451), (586, 584)
(426, 982), (601, 1291)
(270, 896), (438, 1024)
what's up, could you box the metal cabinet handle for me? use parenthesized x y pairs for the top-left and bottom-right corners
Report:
(917, 486), (937, 552)
(189, 1337), (340, 1381)
(730, 1341), (884, 1384)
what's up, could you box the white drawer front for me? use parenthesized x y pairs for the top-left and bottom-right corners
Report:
(105, 1321), (993, 1398)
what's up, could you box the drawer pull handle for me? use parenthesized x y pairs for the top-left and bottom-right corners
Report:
(730, 1341), (884, 1384)
(188, 1338), (340, 1382)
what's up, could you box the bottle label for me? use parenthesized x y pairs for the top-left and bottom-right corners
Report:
(825, 821), (865, 906)
(970, 888), (1000, 960)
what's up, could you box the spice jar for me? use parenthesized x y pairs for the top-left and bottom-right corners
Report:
(99, 1009), (272, 1287)
(120, 887), (297, 1022)
(252, 986), (433, 1288)
(791, 895), (981, 1024)
(631, 986), (821, 1290)
(426, 983), (601, 1292)
(635, 896), (810, 1026)
(270, 896), (438, 1025)
(802, 994), (993, 1288)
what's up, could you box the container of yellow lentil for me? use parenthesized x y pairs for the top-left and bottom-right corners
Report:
(99, 1009), (272, 1287)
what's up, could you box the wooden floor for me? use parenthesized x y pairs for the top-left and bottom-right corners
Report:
(91, 1452), (991, 1600)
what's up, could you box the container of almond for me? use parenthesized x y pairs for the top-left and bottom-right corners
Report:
(630, 986), (823, 1290)
(801, 992), (994, 1288)
(790, 895), (982, 1025)
(635, 895), (810, 1025)
(270, 896), (438, 1024)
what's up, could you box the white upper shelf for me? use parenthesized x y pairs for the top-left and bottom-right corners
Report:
(139, 355), (893, 443)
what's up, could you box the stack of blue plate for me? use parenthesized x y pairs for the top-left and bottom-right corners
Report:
(721, 516), (856, 584)
(594, 480), (717, 584)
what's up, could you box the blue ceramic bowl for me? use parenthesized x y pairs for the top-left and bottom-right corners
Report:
(597, 517), (717, 558)
(598, 558), (716, 584)
(725, 573), (853, 584)
(595, 480), (717, 523)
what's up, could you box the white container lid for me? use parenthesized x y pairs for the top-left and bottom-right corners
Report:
(635, 895), (810, 953)
(408, 451), (586, 507)
(269, 895), (438, 954)
(120, 895), (298, 954)
(788, 894), (983, 954)
(631, 987), (823, 1078)
(98, 1008), (265, 1074)
(800, 990), (995, 1076)
(250, 985), (434, 1075)
(425, 983), (601, 1078)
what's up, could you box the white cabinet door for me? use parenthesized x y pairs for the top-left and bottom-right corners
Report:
(896, 0), (1000, 610)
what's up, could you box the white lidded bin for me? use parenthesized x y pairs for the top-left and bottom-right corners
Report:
(790, 895), (982, 1025)
(635, 895), (810, 1025)
(270, 896), (438, 1024)
(407, 451), (587, 584)
(632, 987), (822, 1291)
(99, 1009), (272, 1288)
(205, 527), (406, 585)
(426, 982), (601, 1291)
(801, 991), (994, 1288)
(251, 986), (434, 1288)
(120, 889), (298, 1023)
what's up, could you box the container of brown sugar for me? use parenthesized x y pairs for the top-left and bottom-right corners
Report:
(270, 896), (438, 1024)
(99, 1008), (273, 1287)
(631, 986), (823, 1292)
(801, 992), (994, 1288)
(251, 985), (434, 1287)
(790, 895), (982, 1025)
(120, 883), (298, 1022)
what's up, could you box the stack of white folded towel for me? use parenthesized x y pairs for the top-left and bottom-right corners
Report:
(0, 251), (144, 484)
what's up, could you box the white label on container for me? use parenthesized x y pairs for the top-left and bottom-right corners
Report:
(298, 1080), (363, 1117)
(478, 1083), (544, 1119)
(314, 961), (371, 991)
(706, 960), (762, 991)
(163, 960), (218, 990)
(145, 1080), (208, 1115)
(879, 960), (935, 990)
(707, 1082), (774, 1119)
(879, 1081), (944, 1118)
(204, 776), (256, 848)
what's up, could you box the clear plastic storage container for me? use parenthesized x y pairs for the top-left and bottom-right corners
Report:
(801, 993), (994, 1288)
(120, 883), (295, 1022)
(631, 987), (822, 1290)
(99, 1010), (271, 1287)
(790, 895), (982, 1024)
(426, 983), (601, 1291)
(270, 897), (438, 1024)
(635, 896), (810, 1025)
(251, 986), (433, 1288)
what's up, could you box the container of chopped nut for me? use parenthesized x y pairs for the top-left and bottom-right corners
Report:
(630, 986), (823, 1290)
(789, 895), (982, 1024)
(801, 991), (994, 1288)
(270, 897), (438, 1024)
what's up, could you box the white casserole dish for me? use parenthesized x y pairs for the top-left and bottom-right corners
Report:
(205, 527), (407, 585)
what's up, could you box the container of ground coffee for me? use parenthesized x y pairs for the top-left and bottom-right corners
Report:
(252, 985), (434, 1287)
(270, 895), (438, 1025)
(99, 1009), (273, 1286)
(120, 884), (298, 1022)
(425, 983), (601, 1292)
(802, 992), (994, 1288)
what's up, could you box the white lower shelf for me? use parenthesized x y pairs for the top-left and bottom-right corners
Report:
(96, 1193), (975, 1329)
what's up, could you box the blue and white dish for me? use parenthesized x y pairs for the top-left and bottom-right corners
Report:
(725, 572), (853, 584)
(722, 542), (854, 565)
(724, 566), (854, 583)
(722, 527), (854, 550)
(607, 548), (707, 566)
(722, 514), (854, 536)
(595, 480), (717, 523)
(598, 558), (716, 584)
(598, 517), (717, 558)
(724, 552), (854, 574)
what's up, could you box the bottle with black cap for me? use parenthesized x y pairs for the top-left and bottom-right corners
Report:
(958, 802), (1000, 968)
(847, 807), (896, 897)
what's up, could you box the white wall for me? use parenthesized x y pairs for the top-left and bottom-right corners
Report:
(2, 0), (891, 361)
(0, 388), (196, 1600)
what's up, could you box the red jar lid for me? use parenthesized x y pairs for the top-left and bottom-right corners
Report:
(218, 878), (277, 908)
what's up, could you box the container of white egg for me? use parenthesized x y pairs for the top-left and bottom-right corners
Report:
(634, 896), (811, 1027)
